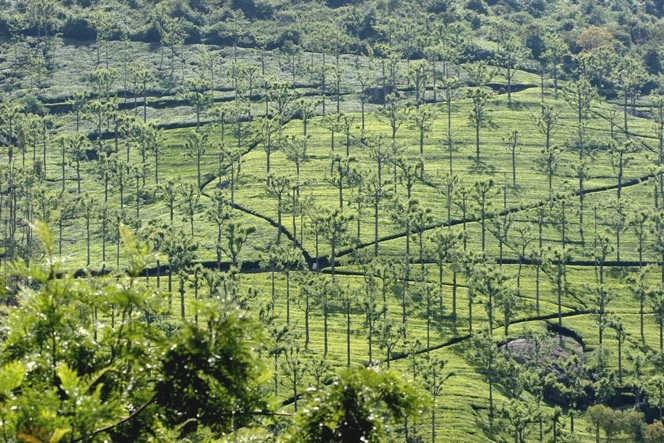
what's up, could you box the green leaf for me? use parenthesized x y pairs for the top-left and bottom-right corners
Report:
(56, 363), (79, 397)
(34, 220), (55, 256)
(0, 361), (26, 392)
(49, 428), (71, 443)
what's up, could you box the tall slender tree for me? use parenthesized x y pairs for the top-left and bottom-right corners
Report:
(467, 88), (493, 163)
(563, 78), (598, 245)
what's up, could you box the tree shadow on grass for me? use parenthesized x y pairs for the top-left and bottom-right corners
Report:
(505, 100), (528, 111)
(433, 313), (460, 338)
(473, 407), (506, 442)
(469, 157), (496, 175)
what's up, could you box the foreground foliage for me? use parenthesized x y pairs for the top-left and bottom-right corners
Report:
(0, 223), (424, 442)
(0, 223), (263, 441)
(287, 367), (425, 443)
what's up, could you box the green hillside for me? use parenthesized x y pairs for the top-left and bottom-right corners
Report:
(1, 0), (664, 441)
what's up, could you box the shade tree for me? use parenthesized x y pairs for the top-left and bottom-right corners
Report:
(357, 257), (383, 363)
(335, 284), (356, 366)
(184, 129), (209, 189)
(472, 263), (513, 335)
(471, 330), (502, 417)
(277, 38), (304, 89)
(90, 67), (119, 102)
(495, 34), (530, 106)
(280, 335), (307, 412)
(59, 132), (87, 194)
(321, 112), (344, 152)
(427, 227), (463, 317)
(472, 179), (497, 254)
(542, 33), (570, 96)
(503, 130), (521, 187)
(440, 75), (462, 175)
(106, 154), (134, 211)
(609, 140), (637, 259)
(563, 77), (598, 244)
(452, 183), (473, 250)
(259, 116), (279, 176)
(129, 65), (154, 123)
(269, 81), (297, 135)
(330, 63), (345, 115)
(178, 180), (200, 237)
(306, 350), (332, 390)
(613, 56), (649, 133)
(228, 98), (251, 152)
(377, 316), (405, 368)
(206, 189), (234, 270)
(221, 221), (256, 269)
(84, 99), (116, 149)
(293, 271), (326, 348)
(79, 193), (97, 267)
(427, 21), (465, 102)
(178, 78), (213, 130)
(462, 252), (485, 334)
(16, 113), (40, 167)
(414, 280), (441, 351)
(465, 60), (496, 87)
(151, 4), (186, 81)
(627, 350), (649, 409)
(327, 153), (357, 211)
(356, 68), (373, 133)
(277, 244), (304, 324)
(259, 242), (284, 316)
(126, 120), (160, 187)
(281, 134), (309, 182)
(407, 59), (429, 107)
(607, 315), (627, 383)
(292, 97), (318, 137)
(349, 165), (367, 239)
(646, 375), (664, 423)
(314, 206), (353, 281)
(649, 285), (664, 351)
(467, 88), (494, 163)
(376, 93), (411, 143)
(408, 199), (434, 279)
(410, 104), (436, 174)
(624, 266), (652, 348)
(650, 208), (664, 283)
(364, 136), (393, 255)
(66, 90), (89, 133)
(549, 194), (573, 248)
(266, 173), (291, 242)
(552, 354), (589, 432)
(362, 257), (396, 327)
(217, 143), (243, 205)
(421, 354), (453, 442)
(489, 210), (513, 268)
(498, 398), (538, 443)
(393, 154), (422, 199)
(387, 199), (420, 325)
(654, 95), (664, 194)
(507, 223), (534, 299)
(542, 246), (571, 328)
(157, 178), (178, 226)
(589, 282), (615, 346)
